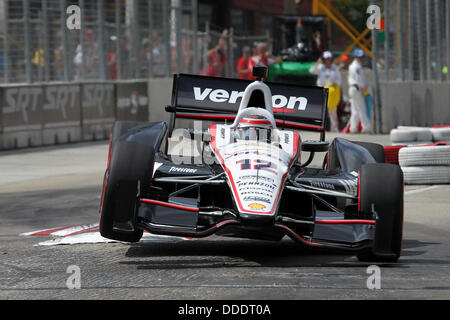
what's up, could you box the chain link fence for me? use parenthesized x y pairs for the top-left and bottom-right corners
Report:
(381, 0), (450, 82)
(0, 0), (272, 84)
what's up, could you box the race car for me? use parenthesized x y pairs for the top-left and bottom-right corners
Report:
(99, 66), (404, 262)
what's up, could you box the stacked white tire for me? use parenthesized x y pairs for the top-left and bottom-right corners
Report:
(399, 146), (450, 185)
(391, 126), (450, 185)
(391, 126), (450, 146)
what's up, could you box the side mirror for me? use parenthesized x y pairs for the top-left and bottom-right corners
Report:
(301, 141), (329, 153)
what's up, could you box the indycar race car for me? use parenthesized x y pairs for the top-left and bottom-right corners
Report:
(99, 66), (404, 262)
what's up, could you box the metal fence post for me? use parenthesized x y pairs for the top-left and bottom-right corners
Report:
(3, 0), (9, 83)
(80, 0), (86, 80)
(416, 0), (425, 81)
(163, 0), (172, 77)
(60, 0), (70, 81)
(426, 0), (432, 80)
(399, 0), (405, 80)
(371, 0), (382, 134)
(147, 0), (154, 78)
(115, 0), (122, 80)
(384, 0), (389, 80)
(192, 0), (199, 74)
(204, 21), (210, 76)
(132, 0), (141, 79)
(98, 0), (107, 80)
(434, 0), (442, 82)
(174, 0), (182, 74)
(408, 0), (414, 80)
(447, 0), (450, 81)
(23, 0), (32, 83)
(42, 0), (51, 82)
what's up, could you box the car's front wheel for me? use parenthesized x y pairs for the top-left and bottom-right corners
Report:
(357, 163), (404, 262)
(99, 140), (155, 243)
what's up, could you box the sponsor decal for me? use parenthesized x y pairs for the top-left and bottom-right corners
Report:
(193, 87), (308, 111)
(3, 87), (43, 122)
(168, 166), (198, 174)
(248, 203), (266, 210)
(309, 180), (336, 190)
(82, 83), (114, 116)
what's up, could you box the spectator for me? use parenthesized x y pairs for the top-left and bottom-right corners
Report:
(249, 42), (280, 79)
(348, 49), (371, 133)
(251, 42), (275, 67)
(236, 46), (251, 80)
(107, 36), (118, 80)
(150, 31), (166, 77)
(205, 29), (228, 77)
(182, 39), (193, 73)
(74, 29), (99, 80)
(84, 29), (99, 79)
(309, 51), (342, 132)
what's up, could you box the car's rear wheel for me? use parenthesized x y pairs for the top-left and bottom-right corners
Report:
(357, 163), (404, 262)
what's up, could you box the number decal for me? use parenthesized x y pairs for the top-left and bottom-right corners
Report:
(236, 159), (277, 173)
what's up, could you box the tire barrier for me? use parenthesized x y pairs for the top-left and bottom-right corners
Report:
(0, 80), (150, 150)
(391, 126), (450, 146)
(398, 144), (450, 185)
(401, 166), (450, 185)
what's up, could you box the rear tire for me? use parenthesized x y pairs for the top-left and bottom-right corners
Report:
(357, 163), (404, 262)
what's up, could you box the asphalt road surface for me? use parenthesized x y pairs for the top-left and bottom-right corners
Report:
(1, 133), (449, 300)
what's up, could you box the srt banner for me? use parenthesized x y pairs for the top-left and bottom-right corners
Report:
(81, 82), (115, 140)
(0, 85), (44, 148)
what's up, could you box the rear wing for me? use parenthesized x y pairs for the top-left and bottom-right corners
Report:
(166, 73), (328, 140)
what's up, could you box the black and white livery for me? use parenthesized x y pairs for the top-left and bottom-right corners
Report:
(99, 66), (404, 262)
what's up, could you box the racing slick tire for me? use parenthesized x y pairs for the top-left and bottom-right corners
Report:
(100, 122), (155, 242)
(357, 163), (404, 262)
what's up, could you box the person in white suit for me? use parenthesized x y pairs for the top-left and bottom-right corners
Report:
(348, 49), (371, 133)
(309, 51), (342, 132)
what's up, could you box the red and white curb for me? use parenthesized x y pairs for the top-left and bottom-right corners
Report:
(20, 223), (190, 246)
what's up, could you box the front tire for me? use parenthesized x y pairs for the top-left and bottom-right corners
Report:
(357, 163), (404, 262)
(100, 122), (155, 242)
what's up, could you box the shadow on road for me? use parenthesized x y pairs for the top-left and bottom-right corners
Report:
(121, 238), (407, 270)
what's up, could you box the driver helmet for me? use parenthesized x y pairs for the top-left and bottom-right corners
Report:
(234, 116), (273, 143)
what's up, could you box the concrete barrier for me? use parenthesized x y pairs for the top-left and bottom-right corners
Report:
(80, 82), (115, 141)
(0, 85), (44, 149)
(42, 83), (81, 145)
(116, 80), (149, 121)
(380, 81), (450, 133)
(147, 77), (173, 124)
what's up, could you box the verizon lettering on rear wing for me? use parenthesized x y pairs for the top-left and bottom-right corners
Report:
(167, 73), (328, 135)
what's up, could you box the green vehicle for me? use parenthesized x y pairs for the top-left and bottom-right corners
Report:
(268, 15), (329, 86)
